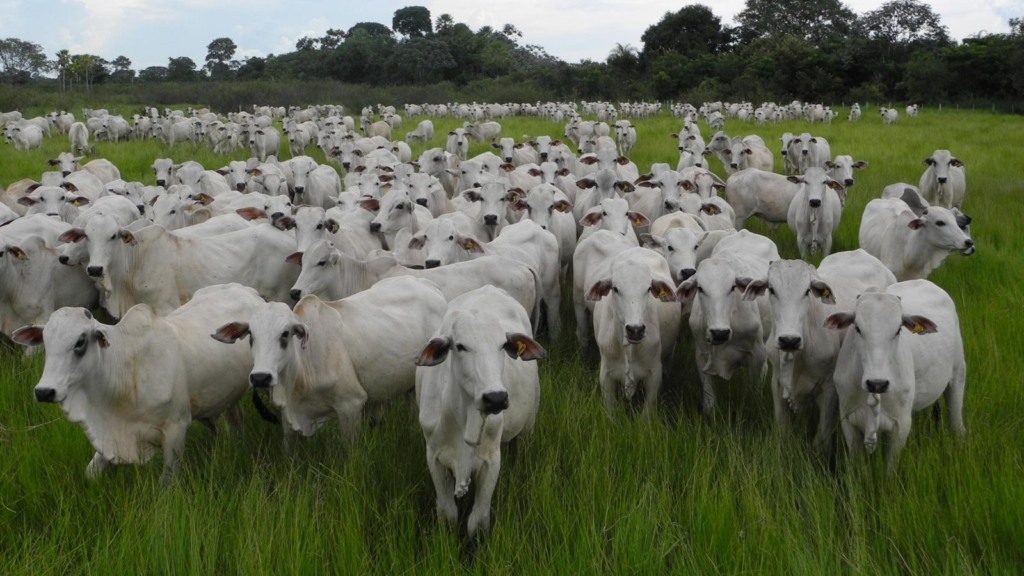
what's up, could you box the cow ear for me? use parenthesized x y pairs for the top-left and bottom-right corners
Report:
(677, 278), (698, 302)
(579, 156), (598, 166)
(639, 233), (662, 249)
(558, 168), (571, 177)
(57, 228), (86, 243)
(680, 180), (696, 192)
(575, 178), (595, 190)
(236, 207), (265, 221)
(907, 218), (925, 230)
(119, 230), (138, 245)
(923, 157), (934, 166)
(358, 198), (380, 212)
(527, 168), (542, 177)
(415, 337), (451, 367)
(853, 161), (868, 170)
(627, 211), (649, 227)
(212, 322), (251, 344)
(511, 197), (528, 211)
(194, 193), (215, 206)
(701, 202), (722, 216)
(827, 180), (844, 192)
(616, 181), (635, 193)
(504, 332), (546, 361)
(457, 235), (485, 253)
(741, 278), (768, 301)
(585, 279), (613, 301)
(272, 216), (293, 231)
(94, 329), (110, 349)
(408, 234), (426, 250)
(902, 315), (937, 335)
(17, 196), (37, 207)
(461, 190), (482, 203)
(553, 199), (572, 213)
(951, 158), (963, 168)
(323, 219), (339, 234)
(47, 159), (59, 166)
(580, 210), (602, 227)
(810, 280), (836, 304)
(291, 323), (310, 349)
(650, 280), (677, 302)
(11, 325), (44, 347)
(7, 246), (27, 261)
(786, 176), (803, 184)
(285, 252), (303, 265)
(824, 312), (855, 330)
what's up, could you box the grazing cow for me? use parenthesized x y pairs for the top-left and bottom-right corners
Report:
(586, 247), (680, 415)
(786, 167), (845, 259)
(13, 283), (265, 484)
(678, 230), (779, 415)
(464, 121), (502, 143)
(858, 189), (974, 280)
(405, 119), (435, 143)
(741, 253), (895, 451)
(918, 149), (966, 209)
(213, 276), (447, 442)
(69, 122), (90, 155)
(415, 286), (544, 536)
(825, 280), (966, 471)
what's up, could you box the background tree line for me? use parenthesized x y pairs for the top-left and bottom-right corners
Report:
(1, 1), (1023, 109)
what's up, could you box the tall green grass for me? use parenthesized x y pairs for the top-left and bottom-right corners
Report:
(1, 105), (1022, 574)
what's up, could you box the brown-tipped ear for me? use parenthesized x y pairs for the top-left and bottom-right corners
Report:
(810, 280), (836, 304)
(325, 219), (340, 234)
(527, 168), (542, 177)
(902, 315), (937, 335)
(923, 157), (934, 166)
(461, 190), (482, 202)
(285, 252), (303, 265)
(553, 199), (572, 213)
(291, 323), (310, 348)
(271, 216), (293, 231)
(677, 279), (698, 302)
(786, 175), (803, 184)
(408, 234), (426, 250)
(511, 198), (528, 211)
(94, 329), (110, 349)
(585, 279), (613, 301)
(627, 211), (649, 227)
(503, 332), (546, 361)
(580, 211), (602, 227)
(69, 196), (90, 207)
(415, 337), (451, 367)
(615, 181), (635, 193)
(579, 156), (598, 165)
(575, 178), (595, 190)
(824, 312), (855, 330)
(212, 322), (251, 344)
(47, 159), (59, 166)
(119, 230), (138, 245)
(236, 207), (265, 221)
(907, 218), (924, 230)
(650, 279), (677, 302)
(194, 192), (215, 206)
(950, 158), (963, 168)
(701, 203), (722, 216)
(358, 198), (380, 212)
(11, 325), (44, 347)
(741, 278), (768, 301)
(17, 196), (38, 207)
(7, 246), (27, 261)
(58, 228), (86, 243)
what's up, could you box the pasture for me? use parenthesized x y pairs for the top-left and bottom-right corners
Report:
(1, 104), (1023, 574)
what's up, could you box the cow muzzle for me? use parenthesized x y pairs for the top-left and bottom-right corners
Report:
(289, 289), (302, 301)
(625, 324), (646, 343)
(481, 391), (509, 415)
(483, 214), (499, 226)
(708, 328), (731, 345)
(86, 265), (104, 277)
(777, 335), (802, 351)
(249, 372), (273, 389)
(34, 387), (57, 403)
(865, 379), (890, 394)
(809, 199), (821, 208)
(424, 259), (441, 269)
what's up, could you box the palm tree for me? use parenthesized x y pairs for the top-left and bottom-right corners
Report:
(55, 49), (71, 92)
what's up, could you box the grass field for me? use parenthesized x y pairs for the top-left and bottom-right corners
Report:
(1, 104), (1023, 574)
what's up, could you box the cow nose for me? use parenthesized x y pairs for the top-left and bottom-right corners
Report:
(865, 379), (890, 393)
(58, 255), (70, 265)
(425, 259), (441, 269)
(504, 157), (513, 163)
(540, 152), (548, 160)
(86, 265), (103, 277)
(844, 179), (854, 187)
(249, 372), (273, 389)
(236, 183), (246, 191)
(156, 179), (166, 187)
(62, 171), (71, 177)
(294, 187), (304, 195)
(778, 335), (802, 351)
(289, 288), (302, 301)
(809, 199), (822, 208)
(481, 391), (509, 415)
(415, 198), (428, 207)
(680, 268), (696, 280)
(709, 328), (731, 345)
(369, 222), (382, 233)
(342, 162), (350, 170)
(730, 163), (738, 169)
(938, 177), (947, 184)
(136, 205), (146, 215)
(801, 150), (808, 155)
(625, 324), (646, 342)
(483, 214), (498, 226)
(34, 387), (56, 403)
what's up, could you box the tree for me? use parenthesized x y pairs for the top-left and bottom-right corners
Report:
(736, 0), (855, 46)
(0, 37), (49, 85)
(110, 55), (133, 83)
(641, 5), (731, 61)
(347, 22), (394, 40)
(857, 0), (951, 45)
(607, 43), (639, 77)
(206, 37), (237, 79)
(55, 49), (71, 92)
(435, 13), (455, 35)
(393, 6), (432, 38)
(138, 66), (168, 83)
(167, 56), (197, 82)
(387, 37), (454, 83)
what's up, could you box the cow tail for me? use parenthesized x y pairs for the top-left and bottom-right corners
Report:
(251, 388), (281, 425)
(529, 264), (544, 335)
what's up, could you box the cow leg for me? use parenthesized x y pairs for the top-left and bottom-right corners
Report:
(840, 420), (865, 463)
(886, 417), (912, 475)
(641, 367), (662, 418)
(335, 398), (366, 446)
(85, 452), (111, 480)
(225, 403), (243, 435)
(160, 421), (189, 487)
(598, 358), (619, 417)
(770, 367), (791, 431)
(946, 365), (967, 438)
(813, 383), (839, 458)
(574, 298), (591, 350)
(426, 449), (457, 524)
(545, 286), (562, 340)
(699, 370), (718, 418)
(468, 455), (501, 537)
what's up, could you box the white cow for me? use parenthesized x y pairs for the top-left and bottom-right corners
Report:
(213, 276), (447, 442)
(446, 128), (470, 161)
(741, 253), (895, 452)
(678, 230), (779, 415)
(918, 149), (966, 209)
(793, 133), (831, 174)
(586, 247), (680, 415)
(249, 127), (281, 162)
(69, 122), (90, 155)
(786, 167), (845, 259)
(513, 183), (576, 279)
(825, 280), (965, 471)
(13, 283), (265, 484)
(724, 168), (801, 228)
(858, 190), (974, 281)
(405, 119), (435, 143)
(613, 120), (637, 156)
(415, 286), (544, 536)
(723, 135), (774, 174)
(880, 107), (899, 125)
(825, 155), (868, 191)
(287, 156), (340, 209)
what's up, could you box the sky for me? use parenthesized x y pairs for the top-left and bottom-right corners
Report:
(1, 0), (1020, 71)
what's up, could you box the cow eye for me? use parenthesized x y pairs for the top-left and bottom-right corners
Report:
(854, 325), (861, 335)
(395, 203), (405, 210)
(769, 288), (776, 296)
(317, 260), (326, 267)
(448, 235), (454, 241)
(455, 343), (467, 352)
(667, 245), (674, 252)
(73, 335), (87, 356)
(169, 209), (176, 214)
(109, 234), (116, 240)
(315, 223), (323, 230)
(936, 220), (945, 227)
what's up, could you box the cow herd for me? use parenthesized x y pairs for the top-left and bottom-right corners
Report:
(0, 100), (972, 536)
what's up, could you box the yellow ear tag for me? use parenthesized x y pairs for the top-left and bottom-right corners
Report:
(658, 288), (669, 299)
(516, 341), (527, 357)
(911, 323), (924, 334)
(15, 251), (25, 261)
(822, 288), (831, 299)
(73, 200), (82, 207)
(465, 240), (475, 250)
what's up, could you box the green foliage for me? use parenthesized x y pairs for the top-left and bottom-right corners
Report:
(736, 0), (855, 46)
(166, 57), (198, 83)
(0, 37), (48, 85)
(640, 4), (732, 61)
(392, 6), (432, 38)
